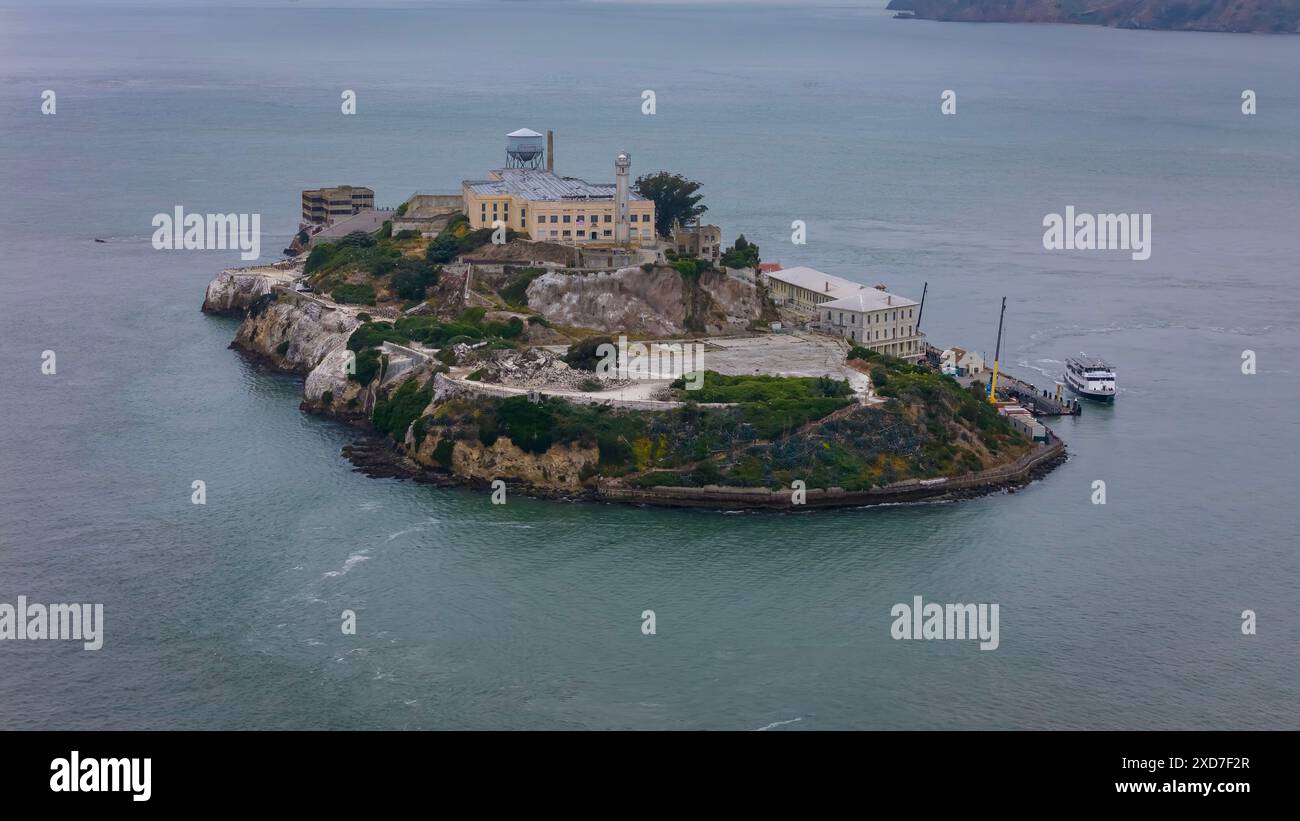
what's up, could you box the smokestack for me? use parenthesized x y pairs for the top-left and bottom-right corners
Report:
(547, 130), (554, 172)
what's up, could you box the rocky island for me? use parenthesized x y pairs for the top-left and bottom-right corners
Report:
(887, 0), (1300, 33)
(202, 207), (1064, 510)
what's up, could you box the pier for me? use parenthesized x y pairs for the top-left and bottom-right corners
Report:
(992, 371), (1081, 417)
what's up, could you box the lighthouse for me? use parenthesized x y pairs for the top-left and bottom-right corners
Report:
(614, 151), (631, 244)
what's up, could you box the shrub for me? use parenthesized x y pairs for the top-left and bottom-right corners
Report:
(320, 390), (334, 405)
(371, 379), (431, 440)
(391, 257), (440, 301)
(564, 335), (615, 371)
(347, 321), (408, 352)
(425, 233), (461, 264)
(394, 229), (420, 240)
(431, 437), (455, 468)
(332, 282), (377, 305)
(356, 312), (372, 322)
(870, 367), (888, 388)
(349, 348), (382, 384)
(499, 267), (546, 308)
(495, 396), (555, 455)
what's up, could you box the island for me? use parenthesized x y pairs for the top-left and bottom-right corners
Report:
(202, 130), (1065, 510)
(886, 0), (1300, 33)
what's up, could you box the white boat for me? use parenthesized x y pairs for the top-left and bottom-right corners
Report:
(1064, 356), (1116, 402)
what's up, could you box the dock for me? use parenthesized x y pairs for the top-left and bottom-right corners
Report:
(992, 371), (1081, 417)
(928, 344), (1080, 416)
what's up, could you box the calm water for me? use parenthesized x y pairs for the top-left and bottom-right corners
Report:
(1, 2), (1297, 729)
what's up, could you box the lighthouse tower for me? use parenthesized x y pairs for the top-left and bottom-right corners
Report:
(614, 151), (631, 244)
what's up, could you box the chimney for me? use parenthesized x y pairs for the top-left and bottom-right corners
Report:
(824, 281), (830, 292)
(547, 130), (554, 172)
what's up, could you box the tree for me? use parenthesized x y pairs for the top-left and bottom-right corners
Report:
(425, 233), (461, 264)
(720, 234), (760, 269)
(391, 258), (440, 301)
(633, 172), (707, 238)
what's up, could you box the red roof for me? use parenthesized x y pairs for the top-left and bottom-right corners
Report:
(758, 262), (782, 273)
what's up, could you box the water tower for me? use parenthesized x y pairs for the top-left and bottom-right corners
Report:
(505, 128), (545, 169)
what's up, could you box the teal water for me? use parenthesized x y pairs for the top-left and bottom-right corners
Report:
(0, 2), (1297, 729)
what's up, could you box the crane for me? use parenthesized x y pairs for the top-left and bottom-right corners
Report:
(987, 297), (1006, 404)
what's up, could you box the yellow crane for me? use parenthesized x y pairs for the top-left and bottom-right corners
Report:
(987, 296), (1006, 404)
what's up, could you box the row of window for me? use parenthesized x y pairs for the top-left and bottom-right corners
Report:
(825, 308), (914, 324)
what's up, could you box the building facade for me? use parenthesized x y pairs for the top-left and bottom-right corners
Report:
(462, 134), (655, 246)
(672, 221), (722, 264)
(301, 185), (375, 227)
(763, 266), (926, 362)
(462, 169), (654, 244)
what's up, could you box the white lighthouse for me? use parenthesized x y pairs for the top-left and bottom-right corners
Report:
(614, 151), (631, 244)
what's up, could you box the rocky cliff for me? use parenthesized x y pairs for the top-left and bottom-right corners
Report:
(525, 266), (763, 336)
(887, 0), (1300, 32)
(202, 267), (300, 316)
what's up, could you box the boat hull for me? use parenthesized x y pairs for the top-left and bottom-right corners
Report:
(1065, 382), (1116, 402)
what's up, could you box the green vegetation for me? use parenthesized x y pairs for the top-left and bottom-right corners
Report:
(305, 231), (399, 278)
(633, 171), (707, 238)
(563, 335), (615, 371)
(332, 282), (377, 305)
(719, 234), (760, 270)
(431, 437), (455, 467)
(425, 218), (517, 264)
(390, 257), (440, 301)
(349, 348), (382, 384)
(673, 258), (708, 280)
(672, 371), (852, 438)
(499, 267), (547, 308)
(320, 390), (334, 405)
(371, 378), (431, 440)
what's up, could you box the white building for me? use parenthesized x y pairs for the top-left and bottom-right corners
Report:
(940, 347), (986, 377)
(761, 267), (925, 362)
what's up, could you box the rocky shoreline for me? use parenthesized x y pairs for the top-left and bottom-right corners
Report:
(204, 265), (1067, 512)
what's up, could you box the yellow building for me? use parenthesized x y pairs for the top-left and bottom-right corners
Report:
(462, 131), (654, 245)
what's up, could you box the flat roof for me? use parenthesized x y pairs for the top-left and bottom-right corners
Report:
(464, 169), (646, 203)
(822, 289), (918, 312)
(765, 266), (864, 300)
(766, 266), (918, 311)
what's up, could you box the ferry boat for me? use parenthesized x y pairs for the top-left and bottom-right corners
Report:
(1064, 356), (1116, 402)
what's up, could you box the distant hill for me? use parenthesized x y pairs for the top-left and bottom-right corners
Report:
(886, 0), (1300, 33)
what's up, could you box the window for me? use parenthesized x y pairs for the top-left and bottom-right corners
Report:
(562, 215), (571, 223)
(550, 230), (558, 238)
(577, 231), (586, 238)
(537, 215), (545, 224)
(549, 215), (558, 223)
(590, 215), (598, 224)
(562, 230), (571, 237)
(604, 214), (612, 223)
(852, 314), (856, 324)
(603, 230), (612, 237)
(576, 215), (584, 223)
